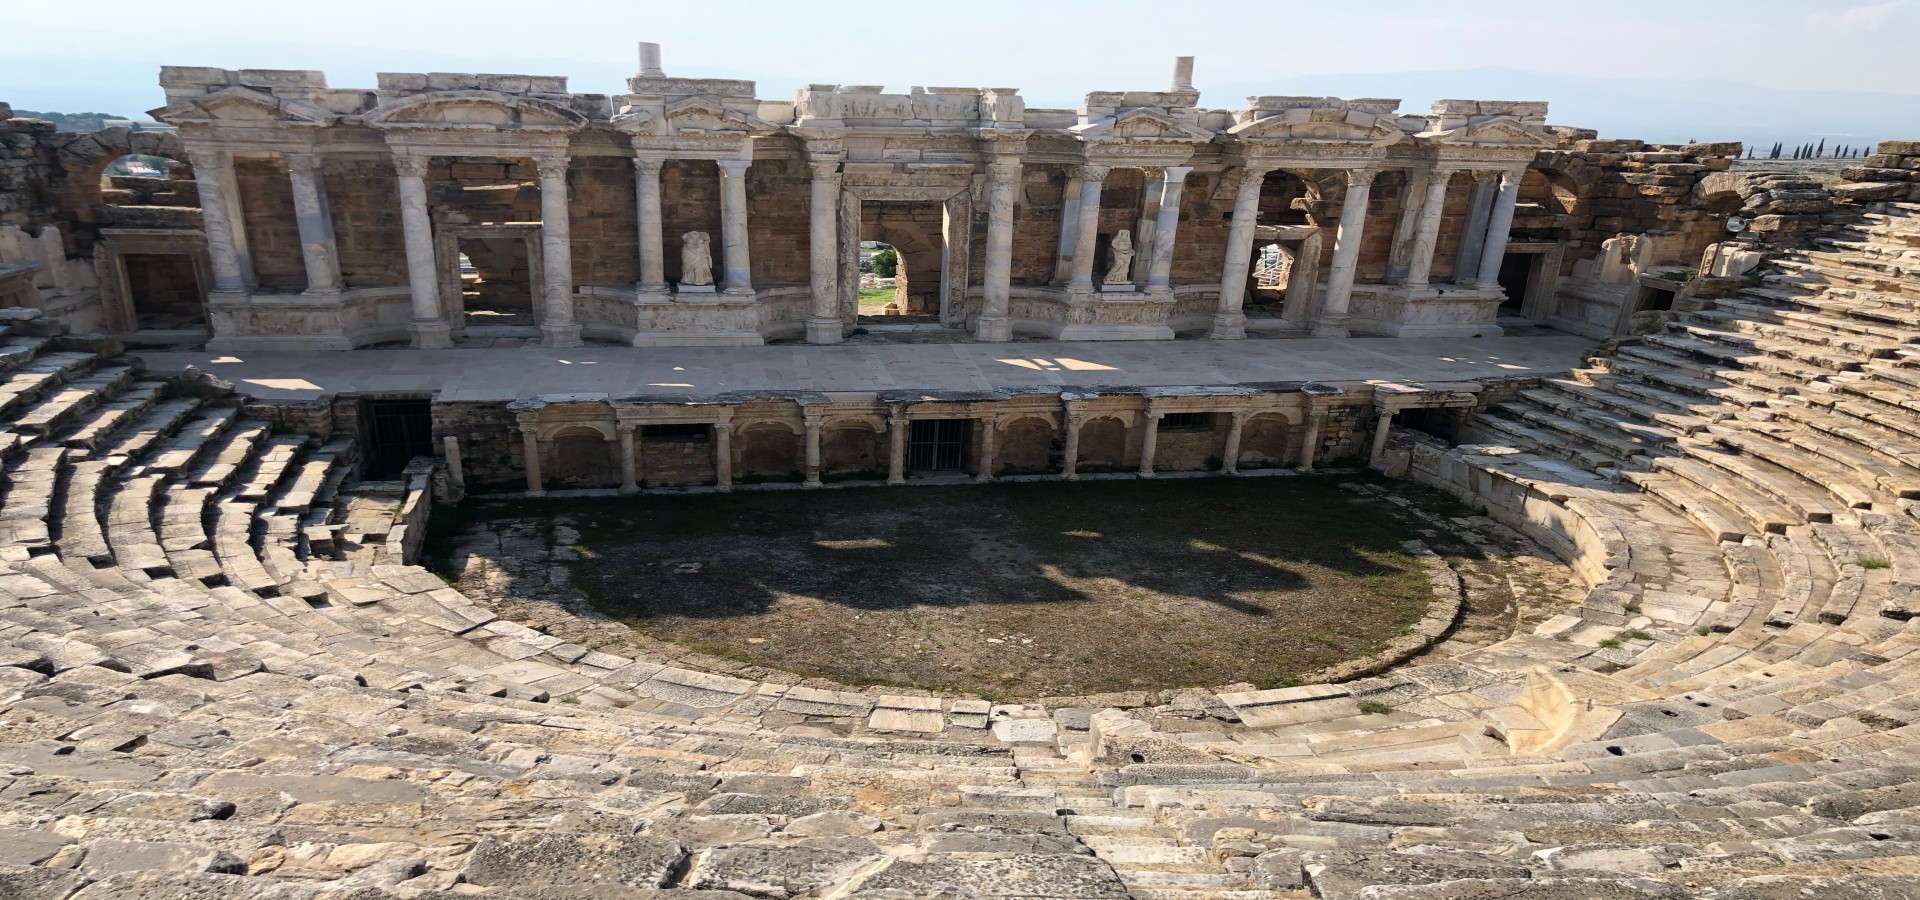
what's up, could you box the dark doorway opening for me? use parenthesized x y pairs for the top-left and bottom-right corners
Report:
(458, 237), (535, 327)
(362, 397), (434, 480)
(125, 254), (206, 329)
(908, 419), (970, 473)
(1497, 254), (1532, 315)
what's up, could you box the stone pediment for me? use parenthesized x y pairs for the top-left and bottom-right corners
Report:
(363, 90), (586, 132)
(150, 86), (331, 128)
(1228, 107), (1405, 147)
(1420, 115), (1556, 149)
(662, 97), (771, 136)
(1071, 108), (1211, 144)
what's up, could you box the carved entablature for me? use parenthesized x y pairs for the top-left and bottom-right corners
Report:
(1417, 101), (1557, 169)
(363, 91), (587, 133)
(615, 96), (775, 159)
(1069, 108), (1212, 168)
(839, 161), (975, 201)
(150, 86), (334, 147)
(1224, 99), (1406, 168)
(791, 85), (1017, 130)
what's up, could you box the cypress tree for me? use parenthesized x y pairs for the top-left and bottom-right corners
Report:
(1817, 138), (1826, 156)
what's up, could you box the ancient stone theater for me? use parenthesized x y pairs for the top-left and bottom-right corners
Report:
(1, 40), (1920, 897)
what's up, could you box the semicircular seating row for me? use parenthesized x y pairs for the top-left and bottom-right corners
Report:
(1, 211), (1919, 897)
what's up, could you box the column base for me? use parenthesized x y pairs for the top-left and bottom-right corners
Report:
(803, 477), (823, 489)
(974, 315), (1012, 343)
(541, 323), (584, 348)
(1311, 315), (1351, 339)
(409, 320), (453, 350)
(722, 285), (756, 298)
(805, 316), (845, 344)
(634, 284), (671, 305)
(1207, 312), (1248, 340)
(887, 476), (906, 486)
(975, 474), (994, 483)
(1138, 470), (1158, 479)
(619, 484), (639, 495)
(1064, 472), (1079, 481)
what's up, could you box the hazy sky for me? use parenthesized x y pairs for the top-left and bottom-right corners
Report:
(6, 0), (1918, 114)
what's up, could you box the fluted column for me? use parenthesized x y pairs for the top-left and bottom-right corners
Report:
(976, 418), (997, 483)
(284, 152), (341, 295)
(712, 423), (733, 492)
(1476, 169), (1523, 290)
(887, 409), (908, 485)
(975, 160), (1021, 342)
(1145, 166), (1192, 296)
(1138, 411), (1162, 478)
(1066, 165), (1108, 292)
(1454, 171), (1499, 285)
(535, 156), (581, 348)
(1053, 169), (1085, 284)
(717, 159), (753, 295)
(1134, 168), (1165, 289)
(393, 154), (451, 349)
(617, 424), (639, 493)
(187, 149), (247, 295)
(805, 159), (844, 344)
(1210, 165), (1268, 339)
(1313, 168), (1378, 338)
(632, 157), (667, 300)
(1061, 413), (1083, 480)
(1222, 410), (1246, 475)
(803, 418), (823, 487)
(1404, 171), (1456, 287)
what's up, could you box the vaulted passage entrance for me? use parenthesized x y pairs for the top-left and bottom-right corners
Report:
(361, 397), (434, 479)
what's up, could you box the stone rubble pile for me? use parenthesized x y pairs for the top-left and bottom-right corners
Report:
(5, 209), (1920, 895)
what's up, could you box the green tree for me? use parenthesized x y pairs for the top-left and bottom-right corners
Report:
(870, 248), (898, 278)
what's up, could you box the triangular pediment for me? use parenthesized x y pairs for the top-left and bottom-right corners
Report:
(663, 97), (770, 136)
(149, 86), (330, 127)
(1228, 107), (1405, 147)
(1420, 115), (1557, 148)
(364, 90), (586, 132)
(1072, 108), (1212, 143)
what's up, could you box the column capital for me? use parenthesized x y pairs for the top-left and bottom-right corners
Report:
(513, 409), (543, 429)
(533, 156), (570, 179)
(712, 421), (734, 435)
(392, 154), (431, 179)
(717, 158), (752, 175)
(1497, 167), (1526, 187)
(1071, 164), (1110, 181)
(284, 150), (322, 171)
(1145, 410), (1166, 421)
(616, 421), (639, 434)
(1162, 165), (1194, 183)
(632, 156), (665, 176)
(808, 160), (842, 181)
(1345, 167), (1380, 187)
(1472, 169), (1501, 185)
(987, 161), (1022, 183)
(185, 147), (232, 170)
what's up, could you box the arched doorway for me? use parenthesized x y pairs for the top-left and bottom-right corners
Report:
(861, 209), (946, 323)
(545, 425), (617, 487)
(1077, 417), (1129, 473)
(998, 417), (1058, 475)
(737, 423), (801, 482)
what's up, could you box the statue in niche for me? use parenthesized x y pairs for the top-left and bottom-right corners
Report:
(680, 231), (714, 286)
(1103, 229), (1136, 285)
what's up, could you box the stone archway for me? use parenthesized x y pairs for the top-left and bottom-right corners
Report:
(544, 425), (617, 487)
(737, 423), (801, 482)
(821, 422), (885, 479)
(1238, 413), (1295, 470)
(863, 207), (946, 318)
(1077, 417), (1129, 473)
(998, 417), (1057, 475)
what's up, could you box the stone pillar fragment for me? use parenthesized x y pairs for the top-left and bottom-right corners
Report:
(1476, 170), (1523, 290)
(442, 435), (464, 492)
(188, 149), (247, 295)
(284, 152), (341, 294)
(803, 419), (823, 487)
(518, 417), (544, 496)
(1454, 171), (1498, 285)
(618, 424), (638, 494)
(1066, 165), (1108, 292)
(1222, 411), (1246, 475)
(393, 154), (451, 349)
(806, 160), (843, 344)
(976, 419), (997, 482)
(1138, 411), (1162, 478)
(1145, 167), (1191, 295)
(712, 423), (733, 492)
(1370, 410), (1396, 466)
(1061, 414), (1082, 480)
(1053, 169), (1085, 284)
(1314, 168), (1378, 338)
(633, 158), (667, 299)
(536, 156), (581, 348)
(1210, 165), (1268, 339)
(975, 161), (1021, 342)
(1386, 171), (1429, 280)
(887, 409), (908, 485)
(1134, 168), (1165, 289)
(717, 159), (754, 295)
(1404, 171), (1455, 287)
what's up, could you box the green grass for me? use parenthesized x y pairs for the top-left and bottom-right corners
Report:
(1597, 638), (1623, 649)
(1358, 700), (1393, 715)
(858, 286), (895, 315)
(1858, 556), (1892, 570)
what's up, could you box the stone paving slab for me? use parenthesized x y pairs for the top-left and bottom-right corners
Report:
(139, 335), (1594, 401)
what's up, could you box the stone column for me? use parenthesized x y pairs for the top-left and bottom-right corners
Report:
(1053, 168), (1085, 284)
(1210, 165), (1268, 339)
(1476, 169), (1523, 290)
(214, 154), (256, 287)
(1134, 168), (1165, 289)
(1313, 168), (1379, 338)
(1369, 410), (1396, 466)
(187, 149), (248, 295)
(803, 418), (823, 487)
(1145, 167), (1192, 296)
(1386, 171), (1429, 281)
(442, 435), (464, 492)
(1454, 171), (1499, 285)
(618, 424), (639, 494)
(1137, 411), (1162, 478)
(1066, 165), (1108, 292)
(1061, 413), (1083, 480)
(887, 409), (908, 485)
(393, 154), (451, 349)
(632, 157), (667, 300)
(517, 414), (544, 495)
(536, 156), (582, 348)
(976, 418), (997, 483)
(712, 423), (733, 492)
(284, 152), (341, 295)
(1299, 403), (1324, 472)
(1222, 410), (1246, 475)
(717, 159), (754, 295)
(975, 161), (1021, 342)
(805, 160), (844, 343)
(1404, 171), (1455, 287)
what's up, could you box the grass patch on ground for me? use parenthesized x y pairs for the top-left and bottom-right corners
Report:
(858, 287), (895, 315)
(439, 476), (1437, 698)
